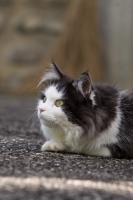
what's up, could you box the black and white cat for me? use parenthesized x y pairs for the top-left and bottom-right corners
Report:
(37, 63), (133, 158)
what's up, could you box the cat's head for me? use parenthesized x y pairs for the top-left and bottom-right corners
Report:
(37, 63), (95, 129)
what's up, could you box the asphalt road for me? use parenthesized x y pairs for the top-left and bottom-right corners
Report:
(0, 95), (133, 200)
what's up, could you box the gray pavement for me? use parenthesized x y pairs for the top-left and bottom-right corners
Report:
(0, 95), (133, 200)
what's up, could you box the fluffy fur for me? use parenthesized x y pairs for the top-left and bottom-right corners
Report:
(37, 63), (133, 158)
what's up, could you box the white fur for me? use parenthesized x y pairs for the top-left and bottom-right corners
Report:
(87, 147), (111, 157)
(90, 91), (96, 106)
(38, 85), (121, 157)
(41, 141), (66, 152)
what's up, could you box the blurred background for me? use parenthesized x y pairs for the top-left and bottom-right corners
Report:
(0, 0), (133, 95)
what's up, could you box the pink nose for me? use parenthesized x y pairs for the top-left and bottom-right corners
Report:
(39, 108), (45, 113)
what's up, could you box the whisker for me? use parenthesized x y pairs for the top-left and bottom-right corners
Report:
(27, 111), (38, 122)
(30, 118), (39, 129)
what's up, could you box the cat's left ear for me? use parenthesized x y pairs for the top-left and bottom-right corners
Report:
(38, 62), (63, 86)
(74, 72), (92, 99)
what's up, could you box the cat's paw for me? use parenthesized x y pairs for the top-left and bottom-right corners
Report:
(41, 141), (65, 152)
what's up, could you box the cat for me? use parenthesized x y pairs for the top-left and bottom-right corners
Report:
(37, 63), (133, 158)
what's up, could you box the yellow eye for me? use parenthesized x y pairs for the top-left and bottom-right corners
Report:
(43, 97), (47, 103)
(55, 100), (64, 107)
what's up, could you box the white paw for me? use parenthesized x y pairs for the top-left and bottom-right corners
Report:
(41, 141), (66, 152)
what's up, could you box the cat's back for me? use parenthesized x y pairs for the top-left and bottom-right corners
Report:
(120, 90), (133, 107)
(119, 90), (133, 122)
(94, 83), (133, 116)
(93, 83), (119, 109)
(94, 83), (133, 107)
(94, 82), (119, 96)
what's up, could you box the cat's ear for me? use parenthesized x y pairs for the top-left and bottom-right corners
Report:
(74, 72), (92, 98)
(38, 62), (63, 86)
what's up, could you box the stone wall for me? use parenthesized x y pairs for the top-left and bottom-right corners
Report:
(0, 0), (70, 93)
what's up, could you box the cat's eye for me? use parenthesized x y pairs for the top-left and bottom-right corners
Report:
(43, 97), (47, 103)
(55, 100), (64, 107)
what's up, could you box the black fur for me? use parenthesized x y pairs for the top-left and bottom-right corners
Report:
(108, 92), (133, 158)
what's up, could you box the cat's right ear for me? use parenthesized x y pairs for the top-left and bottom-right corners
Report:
(73, 71), (92, 99)
(38, 62), (63, 86)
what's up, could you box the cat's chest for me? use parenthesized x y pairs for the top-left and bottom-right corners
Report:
(42, 124), (83, 148)
(59, 124), (84, 152)
(42, 125), (65, 142)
